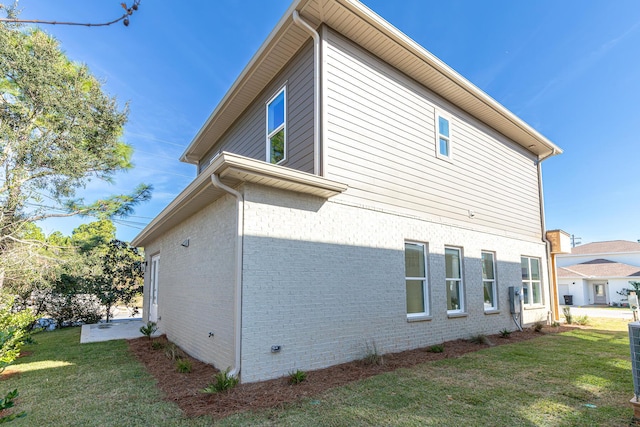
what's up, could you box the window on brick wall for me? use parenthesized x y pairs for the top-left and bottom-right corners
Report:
(446, 247), (464, 313)
(405, 242), (429, 317)
(482, 251), (497, 311)
(521, 256), (542, 306)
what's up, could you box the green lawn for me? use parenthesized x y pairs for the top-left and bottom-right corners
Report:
(1, 319), (634, 426)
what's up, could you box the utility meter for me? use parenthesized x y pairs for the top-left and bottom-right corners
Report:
(508, 286), (522, 314)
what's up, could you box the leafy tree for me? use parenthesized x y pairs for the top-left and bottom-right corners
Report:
(88, 239), (143, 323)
(617, 281), (640, 297)
(71, 220), (116, 255)
(0, 21), (151, 288)
(0, 293), (35, 373)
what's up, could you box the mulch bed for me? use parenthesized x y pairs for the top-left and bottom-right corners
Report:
(127, 325), (573, 420)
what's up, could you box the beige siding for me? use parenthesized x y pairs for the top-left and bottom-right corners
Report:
(141, 194), (237, 370)
(199, 41), (315, 174)
(323, 28), (542, 240)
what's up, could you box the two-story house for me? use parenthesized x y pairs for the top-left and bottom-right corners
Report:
(132, 0), (562, 383)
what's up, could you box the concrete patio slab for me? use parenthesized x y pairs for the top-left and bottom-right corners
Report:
(80, 318), (160, 343)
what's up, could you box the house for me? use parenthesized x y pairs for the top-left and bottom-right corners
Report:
(132, 0), (562, 383)
(556, 240), (640, 306)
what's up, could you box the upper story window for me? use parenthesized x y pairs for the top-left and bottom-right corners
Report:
(405, 242), (429, 318)
(445, 247), (464, 313)
(481, 251), (497, 311)
(435, 110), (452, 160)
(266, 87), (286, 164)
(521, 256), (542, 306)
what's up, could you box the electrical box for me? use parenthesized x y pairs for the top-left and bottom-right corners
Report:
(508, 286), (522, 314)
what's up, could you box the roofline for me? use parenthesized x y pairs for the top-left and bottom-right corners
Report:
(559, 250), (640, 259)
(180, 0), (562, 164)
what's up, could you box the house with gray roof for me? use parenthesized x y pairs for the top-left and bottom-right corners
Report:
(556, 240), (640, 306)
(132, 0), (562, 383)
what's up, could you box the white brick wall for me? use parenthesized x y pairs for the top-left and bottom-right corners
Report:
(143, 193), (237, 371)
(240, 183), (550, 382)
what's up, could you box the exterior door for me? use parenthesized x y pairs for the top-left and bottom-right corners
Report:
(149, 255), (160, 322)
(594, 283), (606, 305)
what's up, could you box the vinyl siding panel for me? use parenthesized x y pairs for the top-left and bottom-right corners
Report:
(199, 41), (315, 174)
(323, 28), (542, 240)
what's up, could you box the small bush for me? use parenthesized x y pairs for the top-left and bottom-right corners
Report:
(468, 334), (493, 346)
(175, 358), (192, 373)
(361, 341), (383, 366)
(574, 315), (590, 326)
(202, 368), (239, 393)
(427, 344), (444, 353)
(164, 343), (185, 361)
(551, 321), (560, 328)
(288, 370), (307, 385)
(150, 340), (164, 350)
(499, 328), (511, 339)
(0, 389), (26, 423)
(139, 321), (158, 340)
(563, 307), (573, 324)
(533, 321), (544, 333)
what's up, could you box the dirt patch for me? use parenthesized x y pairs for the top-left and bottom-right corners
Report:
(0, 370), (21, 381)
(127, 326), (572, 420)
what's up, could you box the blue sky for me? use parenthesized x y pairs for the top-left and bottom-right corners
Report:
(18, 0), (640, 245)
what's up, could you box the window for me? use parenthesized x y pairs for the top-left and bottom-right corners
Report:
(482, 252), (497, 311)
(435, 111), (452, 160)
(405, 242), (428, 317)
(521, 256), (542, 306)
(445, 247), (464, 313)
(266, 87), (286, 164)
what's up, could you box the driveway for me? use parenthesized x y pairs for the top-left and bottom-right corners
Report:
(561, 305), (634, 320)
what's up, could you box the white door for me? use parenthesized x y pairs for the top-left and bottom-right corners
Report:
(594, 283), (607, 305)
(149, 255), (160, 322)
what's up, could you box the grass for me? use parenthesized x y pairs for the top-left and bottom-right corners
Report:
(0, 318), (634, 426)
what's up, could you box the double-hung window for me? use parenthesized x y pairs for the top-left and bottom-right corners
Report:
(445, 247), (464, 313)
(481, 251), (497, 311)
(435, 110), (452, 160)
(266, 87), (286, 164)
(521, 256), (542, 306)
(405, 242), (428, 317)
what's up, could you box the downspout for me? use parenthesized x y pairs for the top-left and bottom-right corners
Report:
(292, 10), (321, 176)
(211, 174), (243, 378)
(537, 149), (558, 322)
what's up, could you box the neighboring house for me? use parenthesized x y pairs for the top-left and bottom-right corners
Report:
(556, 240), (640, 306)
(132, 0), (562, 383)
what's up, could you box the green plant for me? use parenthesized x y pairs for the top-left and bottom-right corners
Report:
(164, 343), (184, 361)
(551, 321), (560, 328)
(0, 389), (26, 423)
(175, 358), (192, 373)
(468, 334), (493, 346)
(139, 321), (158, 341)
(533, 321), (544, 333)
(150, 340), (164, 350)
(202, 368), (239, 393)
(499, 328), (512, 339)
(574, 315), (590, 326)
(563, 306), (573, 324)
(427, 344), (444, 353)
(361, 341), (383, 366)
(288, 369), (307, 385)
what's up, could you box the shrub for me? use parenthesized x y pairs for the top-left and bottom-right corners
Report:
(175, 358), (192, 373)
(533, 321), (544, 333)
(468, 334), (493, 346)
(499, 328), (512, 339)
(427, 344), (444, 353)
(0, 389), (26, 423)
(288, 369), (307, 385)
(202, 368), (239, 393)
(574, 315), (590, 326)
(563, 306), (573, 324)
(360, 341), (383, 366)
(0, 294), (36, 373)
(164, 343), (185, 361)
(151, 340), (164, 350)
(139, 321), (158, 341)
(551, 321), (560, 328)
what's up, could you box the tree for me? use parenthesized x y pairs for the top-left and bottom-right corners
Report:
(88, 239), (143, 323)
(0, 21), (151, 287)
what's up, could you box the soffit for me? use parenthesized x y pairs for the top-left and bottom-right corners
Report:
(181, 0), (561, 164)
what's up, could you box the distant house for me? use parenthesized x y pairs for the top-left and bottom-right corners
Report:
(132, 0), (562, 383)
(556, 240), (640, 306)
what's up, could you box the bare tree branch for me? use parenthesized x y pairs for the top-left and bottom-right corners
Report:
(0, 1), (142, 27)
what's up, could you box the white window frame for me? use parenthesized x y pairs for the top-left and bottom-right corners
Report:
(445, 246), (464, 314)
(265, 86), (287, 164)
(521, 256), (543, 306)
(405, 242), (429, 318)
(481, 251), (498, 311)
(435, 109), (453, 161)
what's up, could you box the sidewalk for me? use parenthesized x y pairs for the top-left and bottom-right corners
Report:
(561, 305), (634, 320)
